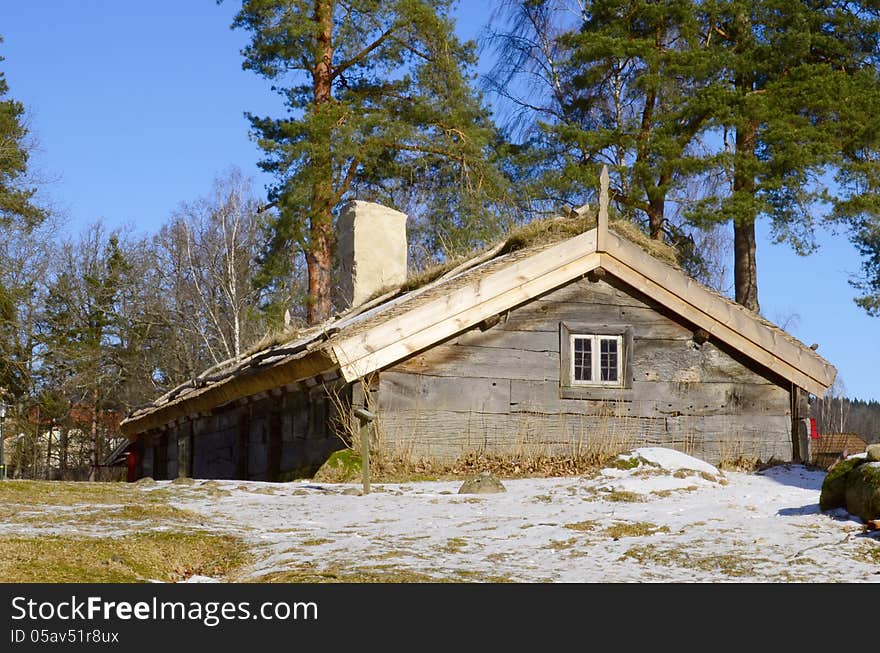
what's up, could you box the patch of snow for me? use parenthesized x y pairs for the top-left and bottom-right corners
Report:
(179, 575), (221, 583)
(616, 447), (721, 476)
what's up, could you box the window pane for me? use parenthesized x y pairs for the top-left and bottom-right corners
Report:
(573, 337), (591, 381)
(600, 338), (618, 382)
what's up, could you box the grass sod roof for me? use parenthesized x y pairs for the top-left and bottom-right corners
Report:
(120, 210), (833, 435)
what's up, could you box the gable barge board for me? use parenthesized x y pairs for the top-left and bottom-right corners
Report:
(599, 253), (829, 396)
(332, 233), (601, 380)
(603, 233), (834, 393)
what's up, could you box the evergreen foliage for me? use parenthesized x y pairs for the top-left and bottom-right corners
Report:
(228, 0), (512, 323)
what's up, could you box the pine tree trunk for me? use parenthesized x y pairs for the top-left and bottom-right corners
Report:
(733, 119), (760, 312)
(45, 425), (53, 480)
(647, 199), (665, 241)
(306, 0), (336, 325)
(733, 216), (759, 312)
(60, 427), (68, 478)
(732, 11), (760, 313)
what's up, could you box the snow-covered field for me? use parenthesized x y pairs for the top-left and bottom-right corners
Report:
(157, 448), (879, 583)
(5, 448), (876, 582)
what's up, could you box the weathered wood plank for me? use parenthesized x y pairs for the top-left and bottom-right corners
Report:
(454, 328), (558, 352)
(631, 339), (775, 385)
(527, 276), (652, 308)
(500, 301), (691, 340)
(380, 371), (511, 414)
(509, 379), (789, 418)
(377, 406), (792, 465)
(378, 409), (667, 462)
(392, 343), (559, 381)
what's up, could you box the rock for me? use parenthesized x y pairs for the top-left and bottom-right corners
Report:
(134, 476), (156, 485)
(458, 472), (506, 495)
(866, 444), (880, 462)
(819, 456), (864, 511)
(844, 462), (880, 522)
(341, 487), (362, 496)
(313, 449), (361, 483)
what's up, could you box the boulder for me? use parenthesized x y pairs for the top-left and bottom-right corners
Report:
(866, 444), (880, 462)
(458, 472), (506, 495)
(843, 462), (880, 522)
(819, 457), (864, 511)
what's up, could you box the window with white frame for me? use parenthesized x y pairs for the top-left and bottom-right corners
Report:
(570, 334), (623, 385)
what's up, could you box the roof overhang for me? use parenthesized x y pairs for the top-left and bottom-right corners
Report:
(332, 223), (835, 397)
(119, 348), (338, 436)
(122, 193), (836, 437)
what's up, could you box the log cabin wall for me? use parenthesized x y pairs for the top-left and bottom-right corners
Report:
(136, 386), (344, 481)
(377, 275), (794, 466)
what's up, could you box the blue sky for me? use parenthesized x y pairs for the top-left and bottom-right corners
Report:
(1, 1), (877, 402)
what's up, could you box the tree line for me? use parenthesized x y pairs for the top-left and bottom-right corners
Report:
(2, 1), (880, 477)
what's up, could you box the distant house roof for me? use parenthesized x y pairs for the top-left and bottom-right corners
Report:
(814, 432), (869, 456)
(120, 191), (836, 437)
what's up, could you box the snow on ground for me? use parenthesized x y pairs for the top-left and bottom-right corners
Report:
(152, 449), (880, 583)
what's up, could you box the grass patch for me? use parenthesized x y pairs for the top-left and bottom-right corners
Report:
(546, 538), (579, 550)
(604, 522), (670, 539)
(0, 531), (250, 583)
(0, 479), (142, 507)
(852, 543), (880, 564)
(604, 490), (646, 503)
(440, 537), (468, 554)
(609, 456), (640, 471)
(564, 520), (599, 532)
(301, 538), (333, 547)
(619, 543), (768, 578)
(12, 504), (205, 529)
(255, 566), (445, 583)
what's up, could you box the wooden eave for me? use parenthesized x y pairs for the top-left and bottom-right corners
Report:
(122, 190), (836, 437)
(119, 348), (338, 436)
(332, 219), (835, 397)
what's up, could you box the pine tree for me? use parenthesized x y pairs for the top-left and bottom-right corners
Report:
(229, 0), (510, 323)
(0, 40), (44, 230)
(693, 1), (880, 311)
(489, 1), (880, 313)
(0, 39), (46, 400)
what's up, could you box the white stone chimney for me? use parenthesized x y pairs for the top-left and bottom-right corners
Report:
(337, 200), (408, 310)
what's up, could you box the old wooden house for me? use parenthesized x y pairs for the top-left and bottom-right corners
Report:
(120, 179), (837, 480)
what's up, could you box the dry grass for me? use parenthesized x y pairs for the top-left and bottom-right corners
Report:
(0, 479), (143, 506)
(254, 566), (447, 584)
(618, 543), (783, 579)
(368, 450), (620, 483)
(0, 532), (251, 583)
(604, 522), (670, 539)
(564, 520), (600, 532)
(10, 504), (205, 529)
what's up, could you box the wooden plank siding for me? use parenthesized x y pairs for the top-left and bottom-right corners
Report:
(377, 276), (793, 465)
